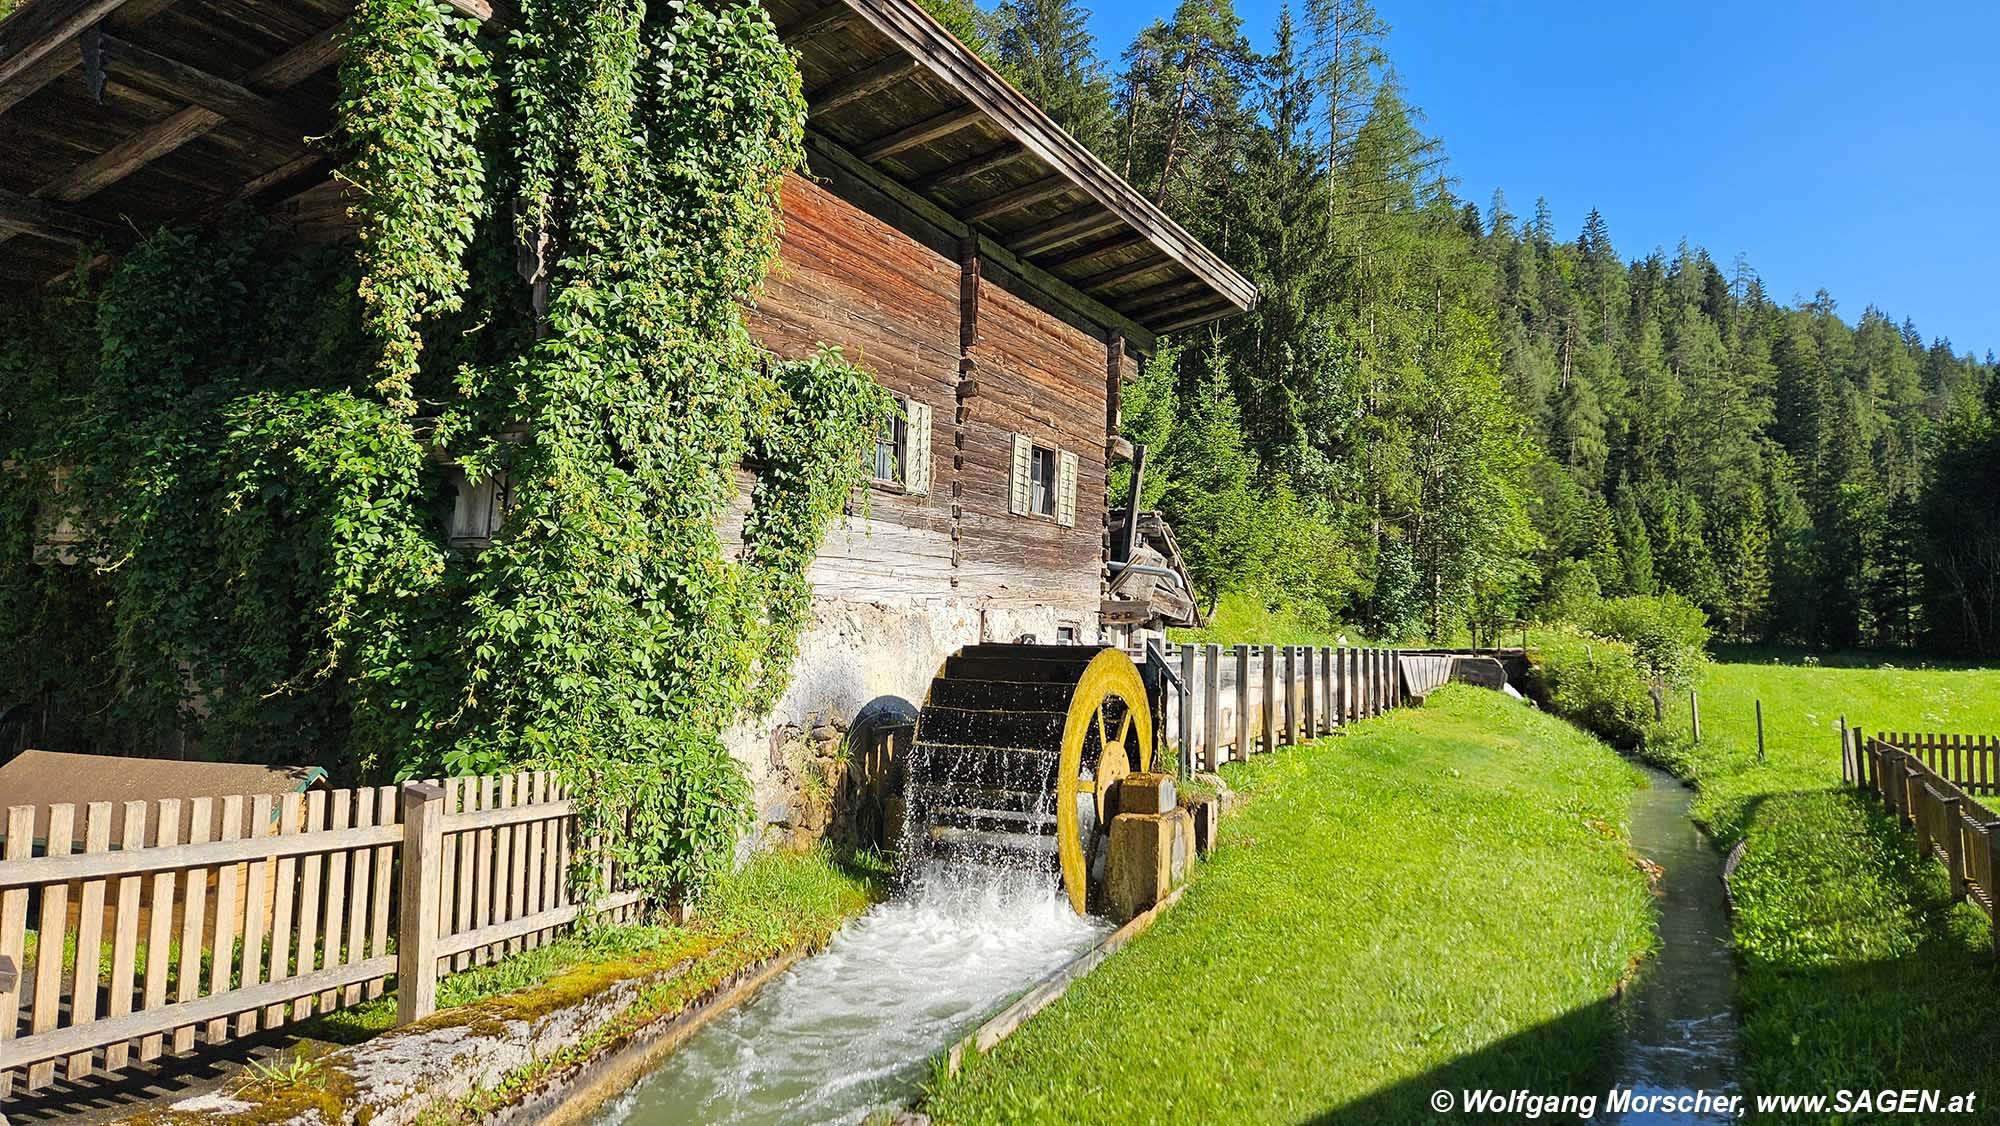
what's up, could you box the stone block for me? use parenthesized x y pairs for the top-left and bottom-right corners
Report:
(1115, 771), (1176, 816)
(1106, 807), (1194, 921)
(1189, 797), (1220, 856)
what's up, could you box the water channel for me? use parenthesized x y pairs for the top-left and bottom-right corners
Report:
(593, 864), (1106, 1126)
(1608, 763), (1741, 1123)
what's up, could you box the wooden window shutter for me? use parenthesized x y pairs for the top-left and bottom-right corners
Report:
(904, 400), (932, 495)
(1056, 449), (1078, 527)
(1009, 434), (1033, 516)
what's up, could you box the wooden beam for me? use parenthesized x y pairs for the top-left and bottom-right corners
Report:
(34, 22), (345, 206)
(857, 104), (981, 161)
(808, 54), (918, 116)
(961, 174), (1071, 223)
(914, 142), (1027, 192)
(779, 2), (858, 44)
(0, 0), (132, 92)
(1126, 291), (1220, 325)
(1121, 280), (1209, 318)
(1153, 302), (1237, 335)
(0, 185), (125, 245)
(1037, 229), (1145, 269)
(1079, 252), (1172, 292)
(0, 0), (181, 113)
(1011, 207), (1122, 257)
(100, 33), (323, 144)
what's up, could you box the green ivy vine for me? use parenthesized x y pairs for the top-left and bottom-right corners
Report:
(0, 0), (888, 900)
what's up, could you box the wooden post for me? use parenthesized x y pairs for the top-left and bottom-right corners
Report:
(1296, 644), (1312, 740)
(1318, 647), (1332, 733)
(1203, 643), (1222, 771)
(1987, 823), (2000, 959)
(1178, 643), (1196, 776)
(1755, 700), (1765, 763)
(1942, 795), (1966, 901)
(1261, 644), (1278, 754)
(1233, 644), (1252, 763)
(1282, 645), (1298, 746)
(397, 781), (447, 1026)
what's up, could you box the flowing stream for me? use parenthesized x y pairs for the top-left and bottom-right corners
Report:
(1608, 764), (1741, 1122)
(593, 864), (1107, 1126)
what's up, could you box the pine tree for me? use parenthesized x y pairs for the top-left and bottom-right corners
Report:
(990, 0), (1116, 157)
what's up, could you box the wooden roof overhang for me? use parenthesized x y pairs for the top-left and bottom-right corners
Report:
(0, 0), (1257, 346)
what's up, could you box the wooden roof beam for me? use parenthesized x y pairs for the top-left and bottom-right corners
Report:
(1010, 207), (1122, 257)
(808, 54), (918, 116)
(1126, 291), (1220, 325)
(914, 142), (1027, 193)
(1037, 229), (1146, 270)
(857, 103), (981, 161)
(101, 33), (324, 145)
(1079, 252), (1172, 292)
(1153, 301), (1236, 335)
(960, 174), (1071, 223)
(779, 2), (858, 44)
(0, 186), (125, 245)
(0, 0), (132, 91)
(0, 0), (185, 113)
(1121, 280), (1210, 318)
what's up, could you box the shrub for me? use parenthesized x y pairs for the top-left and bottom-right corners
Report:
(1525, 624), (1656, 748)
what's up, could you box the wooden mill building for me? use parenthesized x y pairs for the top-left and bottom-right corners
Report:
(0, 0), (1256, 835)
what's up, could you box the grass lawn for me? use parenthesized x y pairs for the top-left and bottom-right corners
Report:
(923, 686), (1654, 1125)
(1643, 653), (2000, 1111)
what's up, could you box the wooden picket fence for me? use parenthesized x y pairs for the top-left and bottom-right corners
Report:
(0, 770), (640, 1101)
(1843, 729), (2000, 957)
(1143, 643), (1410, 772)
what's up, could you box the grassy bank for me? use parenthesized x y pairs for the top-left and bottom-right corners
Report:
(1642, 655), (2000, 1110)
(924, 686), (1653, 1125)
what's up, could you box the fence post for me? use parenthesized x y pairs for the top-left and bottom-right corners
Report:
(1692, 691), (1702, 743)
(1318, 647), (1332, 733)
(1203, 643), (1222, 772)
(1301, 645), (1317, 742)
(1234, 644), (1252, 763)
(1755, 700), (1765, 763)
(1261, 644), (1278, 753)
(1942, 795), (1966, 901)
(1282, 645), (1298, 746)
(1987, 823), (2000, 959)
(1178, 643), (1196, 775)
(397, 781), (447, 1026)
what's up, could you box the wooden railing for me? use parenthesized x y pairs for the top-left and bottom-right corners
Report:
(0, 770), (638, 1101)
(1844, 729), (2000, 957)
(1139, 644), (1410, 772)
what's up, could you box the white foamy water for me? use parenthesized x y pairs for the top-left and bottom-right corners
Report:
(594, 864), (1108, 1126)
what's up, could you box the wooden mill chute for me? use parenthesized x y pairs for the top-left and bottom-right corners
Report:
(905, 644), (1153, 914)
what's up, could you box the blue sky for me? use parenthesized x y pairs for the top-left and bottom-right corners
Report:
(1076, 0), (1999, 358)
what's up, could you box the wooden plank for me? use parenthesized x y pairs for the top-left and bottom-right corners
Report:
(0, 185), (125, 247)
(438, 779), (460, 961)
(452, 778), (477, 971)
(101, 801), (147, 1071)
(857, 103), (981, 161)
(137, 799), (179, 1062)
(1261, 644), (1278, 754)
(539, 774), (561, 946)
(916, 143), (1027, 192)
(962, 174), (1071, 223)
(0, 806), (34, 1098)
(1302, 645), (1317, 741)
(1202, 643), (1222, 772)
(0, 0), (134, 91)
(524, 773), (546, 950)
(779, 2), (858, 44)
(1233, 644), (1251, 764)
(809, 55), (919, 116)
(171, 797), (211, 1055)
(366, 786), (396, 999)
(340, 790), (373, 1006)
(66, 801), (114, 1078)
(1178, 643), (1196, 769)
(263, 794), (303, 1027)
(314, 791), (348, 1011)
(26, 804), (73, 1089)
(0, 821), (404, 888)
(233, 794), (274, 1037)
(472, 775), (495, 965)
(0, 956), (396, 1075)
(290, 790), (326, 1021)
(436, 889), (645, 959)
(99, 33), (321, 144)
(507, 773), (528, 956)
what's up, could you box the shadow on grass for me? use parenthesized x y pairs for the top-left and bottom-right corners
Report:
(1302, 997), (1625, 1125)
(1708, 644), (1993, 672)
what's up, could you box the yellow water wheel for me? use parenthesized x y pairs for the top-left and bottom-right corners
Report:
(905, 644), (1154, 914)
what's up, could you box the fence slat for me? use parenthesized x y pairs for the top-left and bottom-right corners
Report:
(263, 794), (304, 1027)
(1233, 644), (1251, 764)
(102, 800), (148, 1072)
(67, 801), (115, 1079)
(138, 799), (180, 1062)
(472, 775), (495, 966)
(317, 790), (351, 1012)
(507, 774), (528, 956)
(341, 790), (373, 1007)
(233, 794), (275, 1038)
(291, 790), (327, 1022)
(172, 797), (213, 1055)
(364, 786), (396, 1001)
(26, 804), (73, 1089)
(1, 806), (34, 1098)
(454, 779), (477, 971)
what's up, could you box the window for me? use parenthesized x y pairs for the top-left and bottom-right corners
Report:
(1009, 434), (1077, 526)
(448, 466), (512, 548)
(865, 397), (932, 496)
(870, 405), (906, 484)
(1030, 444), (1057, 517)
